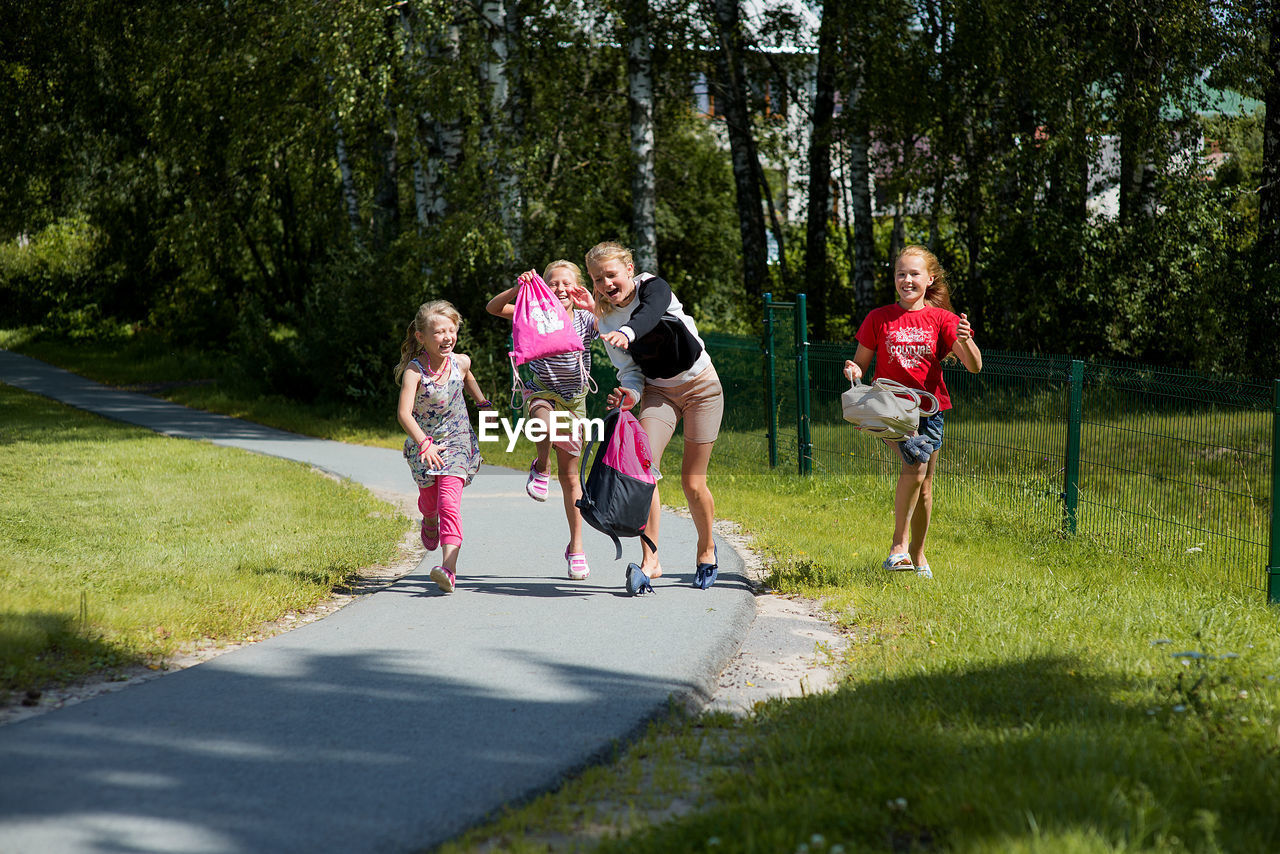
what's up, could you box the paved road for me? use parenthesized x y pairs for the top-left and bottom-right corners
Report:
(0, 350), (755, 854)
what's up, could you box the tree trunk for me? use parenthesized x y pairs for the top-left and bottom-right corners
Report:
(848, 84), (875, 318)
(481, 0), (521, 256)
(803, 0), (837, 339)
(1260, 8), (1280, 252)
(399, 5), (459, 236)
(889, 193), (904, 266)
(626, 0), (658, 272)
(710, 0), (768, 295)
(504, 0), (526, 255)
(332, 109), (361, 241)
(762, 163), (789, 282)
(1118, 25), (1159, 224)
(370, 110), (399, 252)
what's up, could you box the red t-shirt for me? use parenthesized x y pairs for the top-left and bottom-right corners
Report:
(856, 304), (960, 411)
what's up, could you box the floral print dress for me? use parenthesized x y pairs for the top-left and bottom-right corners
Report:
(403, 354), (482, 488)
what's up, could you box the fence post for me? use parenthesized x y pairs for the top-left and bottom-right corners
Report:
(1063, 359), (1084, 535)
(795, 294), (812, 476)
(1269, 379), (1280, 604)
(763, 293), (778, 468)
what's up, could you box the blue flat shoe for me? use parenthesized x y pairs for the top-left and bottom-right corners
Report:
(693, 546), (718, 590)
(625, 562), (654, 596)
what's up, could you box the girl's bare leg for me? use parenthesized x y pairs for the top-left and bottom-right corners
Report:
(529, 401), (553, 474)
(681, 439), (717, 566)
(907, 452), (939, 567)
(891, 459), (928, 557)
(638, 415), (676, 577)
(556, 444), (584, 553)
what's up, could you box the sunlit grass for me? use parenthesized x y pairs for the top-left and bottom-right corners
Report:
(0, 384), (408, 699)
(448, 468), (1280, 852)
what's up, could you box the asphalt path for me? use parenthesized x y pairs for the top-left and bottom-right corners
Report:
(0, 350), (756, 854)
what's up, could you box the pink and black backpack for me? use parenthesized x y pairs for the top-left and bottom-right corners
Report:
(576, 407), (657, 560)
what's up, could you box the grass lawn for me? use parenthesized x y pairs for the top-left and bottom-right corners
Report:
(0, 384), (408, 701)
(1, 328), (408, 448)
(437, 471), (1280, 853)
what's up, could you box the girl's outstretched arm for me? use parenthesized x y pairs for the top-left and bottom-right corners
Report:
(843, 345), (875, 383)
(463, 369), (488, 407)
(486, 285), (519, 320)
(453, 354), (487, 405)
(953, 313), (983, 373)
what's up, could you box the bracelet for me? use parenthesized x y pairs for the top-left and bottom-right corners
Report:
(420, 436), (433, 448)
(477, 399), (492, 408)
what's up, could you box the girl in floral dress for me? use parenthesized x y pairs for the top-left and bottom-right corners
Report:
(395, 300), (486, 593)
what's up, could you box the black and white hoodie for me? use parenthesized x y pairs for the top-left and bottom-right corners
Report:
(599, 273), (712, 397)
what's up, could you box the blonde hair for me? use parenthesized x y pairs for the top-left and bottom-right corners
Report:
(395, 299), (463, 383)
(543, 259), (584, 288)
(896, 244), (955, 313)
(585, 241), (634, 317)
(896, 245), (959, 362)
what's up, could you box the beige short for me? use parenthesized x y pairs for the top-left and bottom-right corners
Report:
(639, 364), (724, 445)
(526, 389), (589, 456)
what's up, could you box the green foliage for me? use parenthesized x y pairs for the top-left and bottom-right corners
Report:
(0, 216), (117, 337)
(654, 116), (745, 328)
(4, 0), (1277, 407)
(1205, 108), (1265, 221)
(972, 168), (1261, 376)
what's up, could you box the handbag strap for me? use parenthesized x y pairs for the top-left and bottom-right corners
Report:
(856, 377), (940, 417)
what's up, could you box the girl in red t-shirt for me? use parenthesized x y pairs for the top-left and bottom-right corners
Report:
(843, 245), (982, 579)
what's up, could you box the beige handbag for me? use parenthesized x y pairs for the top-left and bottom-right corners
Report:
(841, 378), (939, 441)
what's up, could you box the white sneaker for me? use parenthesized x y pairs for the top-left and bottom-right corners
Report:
(566, 548), (590, 580)
(526, 460), (549, 502)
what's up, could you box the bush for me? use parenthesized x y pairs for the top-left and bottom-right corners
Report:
(0, 216), (116, 337)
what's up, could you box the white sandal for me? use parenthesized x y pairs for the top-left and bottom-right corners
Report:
(882, 553), (915, 572)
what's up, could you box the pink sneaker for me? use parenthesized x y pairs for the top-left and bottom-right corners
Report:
(565, 547), (590, 581)
(420, 517), (440, 551)
(430, 565), (456, 593)
(526, 459), (549, 502)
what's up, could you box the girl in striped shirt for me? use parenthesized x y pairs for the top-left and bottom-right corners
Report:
(487, 260), (600, 580)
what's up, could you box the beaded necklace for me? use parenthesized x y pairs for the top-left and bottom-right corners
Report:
(420, 352), (449, 384)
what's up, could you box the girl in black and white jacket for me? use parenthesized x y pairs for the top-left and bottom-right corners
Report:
(588, 241), (725, 596)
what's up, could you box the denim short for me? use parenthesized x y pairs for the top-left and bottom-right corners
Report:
(897, 411), (945, 465)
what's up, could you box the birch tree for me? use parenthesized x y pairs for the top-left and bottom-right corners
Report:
(709, 0), (768, 294)
(803, 0), (838, 338)
(480, 0), (522, 256)
(625, 0), (659, 272)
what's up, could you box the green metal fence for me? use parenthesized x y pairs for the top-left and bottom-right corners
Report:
(557, 294), (1278, 600)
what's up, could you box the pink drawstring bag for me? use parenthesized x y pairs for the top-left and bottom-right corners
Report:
(509, 272), (585, 365)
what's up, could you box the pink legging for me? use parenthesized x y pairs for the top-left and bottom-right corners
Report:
(418, 475), (464, 547)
